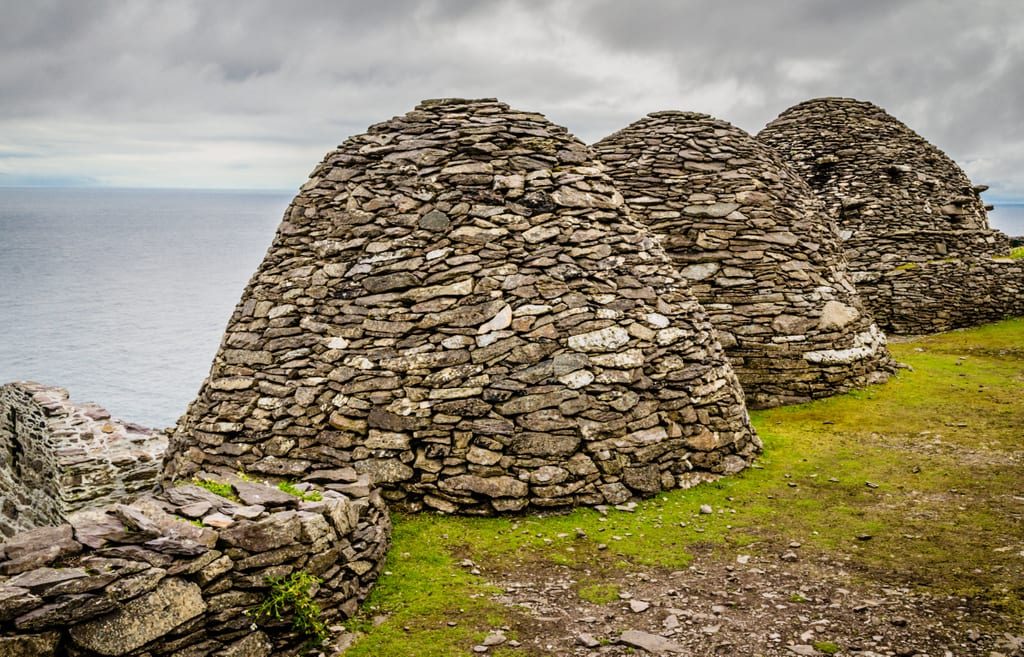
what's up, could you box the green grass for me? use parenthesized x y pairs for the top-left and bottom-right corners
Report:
(576, 582), (621, 604)
(278, 480), (323, 502)
(341, 318), (1024, 654)
(1009, 246), (1024, 260)
(186, 477), (240, 502)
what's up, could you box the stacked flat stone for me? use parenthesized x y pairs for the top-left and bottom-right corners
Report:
(0, 382), (166, 538)
(166, 98), (760, 514)
(592, 112), (896, 408)
(758, 97), (1023, 333)
(0, 478), (390, 656)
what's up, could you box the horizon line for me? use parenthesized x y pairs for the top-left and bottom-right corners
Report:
(3, 182), (1024, 205)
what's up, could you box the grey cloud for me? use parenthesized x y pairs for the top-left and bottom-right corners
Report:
(0, 0), (1021, 197)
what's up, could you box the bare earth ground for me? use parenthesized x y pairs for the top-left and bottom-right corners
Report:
(476, 434), (1024, 656)
(486, 547), (1022, 657)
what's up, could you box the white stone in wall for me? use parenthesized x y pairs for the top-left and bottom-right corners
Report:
(803, 326), (887, 365)
(818, 300), (861, 330)
(567, 326), (631, 353)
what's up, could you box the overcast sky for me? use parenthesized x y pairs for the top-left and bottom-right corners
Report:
(2, 0), (1022, 200)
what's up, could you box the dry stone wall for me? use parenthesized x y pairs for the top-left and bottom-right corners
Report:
(167, 98), (761, 514)
(0, 382), (166, 539)
(758, 97), (1023, 333)
(592, 112), (896, 408)
(0, 477), (390, 657)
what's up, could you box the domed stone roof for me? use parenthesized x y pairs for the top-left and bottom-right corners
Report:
(165, 98), (760, 514)
(592, 111), (895, 408)
(758, 97), (1021, 332)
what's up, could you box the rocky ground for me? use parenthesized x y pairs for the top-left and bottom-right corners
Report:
(479, 546), (1023, 657)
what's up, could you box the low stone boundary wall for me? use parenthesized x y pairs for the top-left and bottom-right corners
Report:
(869, 258), (1024, 334)
(0, 477), (391, 656)
(0, 382), (166, 539)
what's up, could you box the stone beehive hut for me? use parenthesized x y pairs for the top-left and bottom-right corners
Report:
(758, 97), (1023, 333)
(592, 112), (896, 408)
(165, 98), (761, 514)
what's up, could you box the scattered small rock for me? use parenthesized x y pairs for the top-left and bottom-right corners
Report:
(619, 629), (685, 654)
(482, 632), (506, 646)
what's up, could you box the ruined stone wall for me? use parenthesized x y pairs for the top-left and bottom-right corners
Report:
(0, 383), (166, 539)
(758, 97), (1021, 332)
(167, 98), (761, 514)
(593, 112), (896, 408)
(0, 478), (390, 656)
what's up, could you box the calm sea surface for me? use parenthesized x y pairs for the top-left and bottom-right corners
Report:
(1, 188), (1022, 429)
(0, 187), (290, 428)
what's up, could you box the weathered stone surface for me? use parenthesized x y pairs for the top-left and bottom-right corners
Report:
(0, 479), (392, 657)
(510, 433), (581, 457)
(69, 578), (205, 655)
(439, 475), (529, 499)
(759, 97), (1023, 333)
(0, 586), (40, 622)
(232, 480), (296, 507)
(618, 629), (685, 653)
(594, 111), (896, 408)
(218, 511), (299, 552)
(0, 383), (166, 538)
(220, 630), (274, 657)
(567, 326), (631, 353)
(0, 631), (60, 657)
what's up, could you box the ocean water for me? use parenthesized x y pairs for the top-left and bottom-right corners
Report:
(0, 187), (290, 428)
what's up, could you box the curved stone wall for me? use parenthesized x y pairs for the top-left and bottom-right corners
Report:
(758, 97), (1022, 332)
(0, 382), (166, 539)
(592, 112), (895, 408)
(166, 98), (761, 514)
(0, 478), (390, 656)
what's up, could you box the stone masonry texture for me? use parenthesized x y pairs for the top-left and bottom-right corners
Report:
(758, 97), (1024, 333)
(0, 476), (391, 656)
(592, 112), (896, 408)
(166, 98), (762, 514)
(0, 382), (166, 539)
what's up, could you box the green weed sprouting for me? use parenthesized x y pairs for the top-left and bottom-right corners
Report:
(278, 480), (324, 502)
(187, 477), (240, 502)
(250, 571), (329, 647)
(1009, 246), (1024, 260)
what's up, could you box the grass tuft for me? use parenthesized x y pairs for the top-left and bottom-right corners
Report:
(278, 480), (323, 502)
